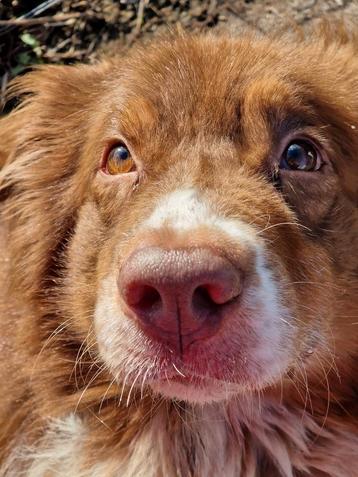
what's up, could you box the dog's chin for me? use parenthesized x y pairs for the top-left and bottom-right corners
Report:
(150, 378), (233, 403)
(149, 375), (250, 404)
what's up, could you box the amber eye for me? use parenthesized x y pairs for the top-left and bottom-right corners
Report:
(105, 144), (134, 175)
(280, 140), (321, 172)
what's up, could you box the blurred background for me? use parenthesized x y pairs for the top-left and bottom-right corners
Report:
(1, 0), (358, 109)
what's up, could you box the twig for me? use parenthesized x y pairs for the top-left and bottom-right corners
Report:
(208, 0), (218, 16)
(134, 0), (150, 37)
(0, 0), (63, 35)
(0, 13), (84, 27)
(20, 0), (63, 19)
(42, 49), (88, 60)
(1, 72), (9, 112)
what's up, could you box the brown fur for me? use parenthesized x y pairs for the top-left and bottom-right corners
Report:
(0, 25), (357, 476)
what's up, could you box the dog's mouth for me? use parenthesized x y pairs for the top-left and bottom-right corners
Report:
(148, 369), (246, 403)
(97, 305), (295, 404)
(154, 369), (204, 386)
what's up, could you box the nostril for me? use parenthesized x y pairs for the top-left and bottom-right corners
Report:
(192, 276), (241, 317)
(126, 284), (162, 314)
(192, 285), (221, 316)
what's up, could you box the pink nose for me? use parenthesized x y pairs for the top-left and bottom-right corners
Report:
(118, 247), (242, 354)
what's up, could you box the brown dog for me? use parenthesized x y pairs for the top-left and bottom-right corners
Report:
(0, 25), (357, 476)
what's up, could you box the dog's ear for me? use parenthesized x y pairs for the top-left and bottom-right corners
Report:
(0, 62), (113, 188)
(0, 63), (112, 298)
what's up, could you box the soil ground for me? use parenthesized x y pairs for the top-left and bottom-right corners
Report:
(1, 0), (358, 109)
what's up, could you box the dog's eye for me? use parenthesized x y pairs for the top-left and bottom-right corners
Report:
(105, 144), (134, 175)
(280, 141), (320, 172)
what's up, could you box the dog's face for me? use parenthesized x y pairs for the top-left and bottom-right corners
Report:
(1, 32), (357, 404)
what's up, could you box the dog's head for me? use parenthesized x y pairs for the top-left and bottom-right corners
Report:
(1, 30), (357, 405)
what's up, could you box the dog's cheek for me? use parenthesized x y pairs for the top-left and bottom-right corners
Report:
(90, 172), (139, 226)
(61, 202), (108, 339)
(321, 195), (358, 273)
(280, 175), (338, 231)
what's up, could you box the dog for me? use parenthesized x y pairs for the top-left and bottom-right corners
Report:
(0, 24), (357, 477)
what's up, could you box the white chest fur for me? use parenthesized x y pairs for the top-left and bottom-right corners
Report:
(2, 401), (357, 477)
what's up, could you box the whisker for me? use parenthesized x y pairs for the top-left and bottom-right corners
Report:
(74, 363), (107, 413)
(87, 406), (113, 432)
(126, 368), (142, 407)
(31, 318), (72, 380)
(71, 327), (97, 389)
(118, 370), (131, 406)
(313, 353), (331, 440)
(172, 362), (186, 377)
(295, 358), (314, 417)
(98, 374), (118, 414)
(140, 365), (152, 400)
(256, 221), (311, 235)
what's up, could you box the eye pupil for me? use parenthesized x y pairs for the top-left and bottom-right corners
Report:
(281, 141), (318, 171)
(115, 146), (129, 161)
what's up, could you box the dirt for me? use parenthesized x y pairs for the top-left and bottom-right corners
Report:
(1, 0), (358, 109)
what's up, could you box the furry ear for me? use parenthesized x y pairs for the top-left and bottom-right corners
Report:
(0, 63), (112, 300)
(0, 63), (105, 166)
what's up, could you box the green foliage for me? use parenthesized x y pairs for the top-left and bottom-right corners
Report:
(10, 33), (43, 76)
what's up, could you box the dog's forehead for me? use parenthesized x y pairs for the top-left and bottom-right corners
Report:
(104, 36), (311, 156)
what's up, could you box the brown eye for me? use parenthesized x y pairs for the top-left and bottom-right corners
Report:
(280, 140), (321, 172)
(105, 144), (134, 175)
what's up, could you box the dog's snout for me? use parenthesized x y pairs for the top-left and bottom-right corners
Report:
(118, 247), (243, 351)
